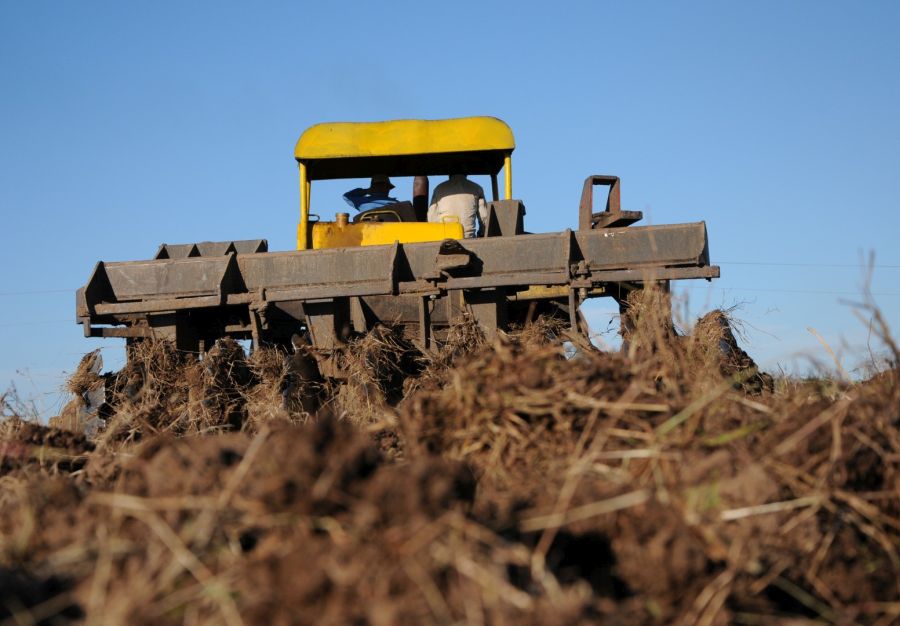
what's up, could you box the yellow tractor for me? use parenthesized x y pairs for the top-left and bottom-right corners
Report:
(77, 116), (718, 367)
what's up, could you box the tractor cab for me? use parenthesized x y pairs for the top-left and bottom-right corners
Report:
(294, 116), (515, 249)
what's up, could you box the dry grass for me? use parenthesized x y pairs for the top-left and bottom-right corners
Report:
(1, 297), (897, 625)
(327, 324), (423, 426)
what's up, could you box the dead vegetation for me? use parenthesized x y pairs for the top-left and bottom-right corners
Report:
(1, 293), (898, 625)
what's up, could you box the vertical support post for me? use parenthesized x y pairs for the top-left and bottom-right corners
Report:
(418, 296), (431, 351)
(174, 312), (201, 355)
(298, 162), (309, 250)
(350, 297), (368, 334)
(490, 173), (499, 202)
(568, 289), (579, 332)
(503, 153), (512, 200)
(465, 289), (507, 340)
(249, 307), (262, 351)
(304, 299), (351, 350)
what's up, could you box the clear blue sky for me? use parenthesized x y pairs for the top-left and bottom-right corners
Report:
(2, 1), (898, 417)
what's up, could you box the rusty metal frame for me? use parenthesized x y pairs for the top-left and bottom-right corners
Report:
(77, 222), (719, 352)
(578, 175), (643, 230)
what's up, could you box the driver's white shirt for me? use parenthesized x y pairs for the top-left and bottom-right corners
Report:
(427, 175), (488, 238)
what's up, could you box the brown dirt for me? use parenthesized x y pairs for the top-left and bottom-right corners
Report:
(1, 298), (898, 625)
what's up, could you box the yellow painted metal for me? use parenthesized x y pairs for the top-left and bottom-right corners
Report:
(297, 163), (309, 250)
(295, 117), (516, 250)
(504, 153), (512, 199)
(509, 285), (606, 301)
(295, 117), (515, 161)
(312, 220), (464, 249)
(304, 179), (311, 246)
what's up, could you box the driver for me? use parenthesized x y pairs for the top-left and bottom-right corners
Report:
(342, 175), (399, 211)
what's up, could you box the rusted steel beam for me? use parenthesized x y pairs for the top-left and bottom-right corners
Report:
(77, 222), (718, 346)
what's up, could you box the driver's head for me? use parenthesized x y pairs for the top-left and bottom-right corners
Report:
(370, 174), (394, 193)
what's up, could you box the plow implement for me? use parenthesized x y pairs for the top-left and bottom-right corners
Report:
(77, 219), (718, 363)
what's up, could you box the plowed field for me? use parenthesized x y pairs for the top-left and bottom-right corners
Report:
(1, 299), (897, 625)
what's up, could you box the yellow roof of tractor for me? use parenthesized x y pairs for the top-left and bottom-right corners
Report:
(293, 116), (517, 249)
(295, 116), (515, 178)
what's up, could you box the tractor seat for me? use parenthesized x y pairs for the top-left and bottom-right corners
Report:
(354, 201), (418, 223)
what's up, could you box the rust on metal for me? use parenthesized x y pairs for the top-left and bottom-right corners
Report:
(578, 175), (643, 230)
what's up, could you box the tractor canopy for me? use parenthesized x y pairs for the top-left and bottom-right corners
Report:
(294, 116), (515, 180)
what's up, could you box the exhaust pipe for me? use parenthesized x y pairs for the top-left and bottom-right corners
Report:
(412, 175), (429, 222)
